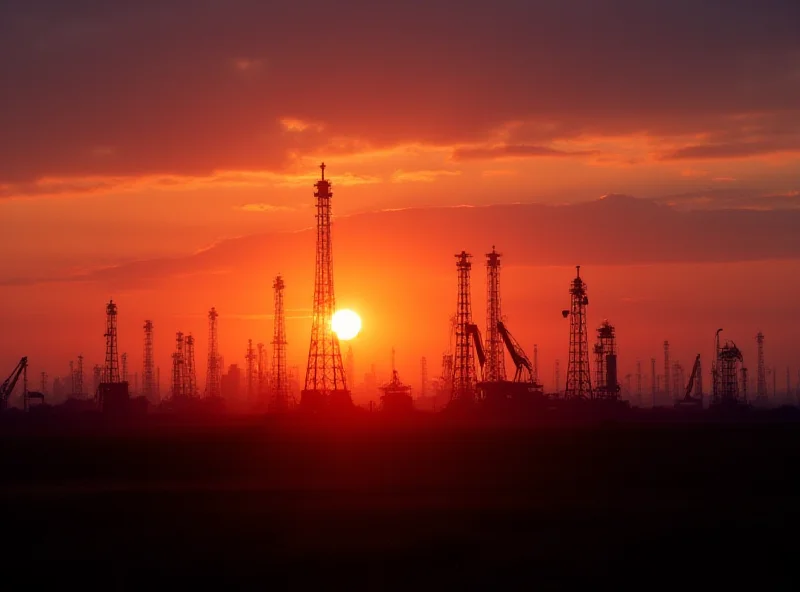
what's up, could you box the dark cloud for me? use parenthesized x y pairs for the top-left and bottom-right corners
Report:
(1, 0), (799, 181)
(452, 144), (598, 161)
(661, 140), (800, 160)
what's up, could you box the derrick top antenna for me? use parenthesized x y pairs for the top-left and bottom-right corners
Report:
(320, 162), (325, 180)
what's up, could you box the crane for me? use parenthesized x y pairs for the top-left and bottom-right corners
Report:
(675, 354), (703, 409)
(497, 321), (535, 383)
(1, 357), (28, 411)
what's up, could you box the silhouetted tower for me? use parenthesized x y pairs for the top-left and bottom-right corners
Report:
(92, 364), (101, 396)
(636, 360), (642, 407)
(663, 341), (670, 399)
(205, 307), (221, 398)
(103, 300), (120, 383)
(121, 353), (128, 384)
(76, 355), (84, 396)
(563, 266), (592, 399)
(40, 372), (48, 395)
(672, 362), (683, 400)
(271, 275), (289, 412)
(650, 358), (657, 406)
(593, 320), (619, 399)
(257, 342), (267, 397)
(712, 329), (744, 405)
(302, 163), (349, 409)
(554, 359), (561, 394)
(185, 334), (197, 397)
(246, 339), (256, 403)
(451, 251), (477, 404)
(756, 332), (768, 401)
(143, 320), (155, 400)
(172, 332), (185, 398)
(420, 356), (428, 398)
(484, 246), (506, 382)
(69, 360), (75, 396)
(533, 345), (539, 384)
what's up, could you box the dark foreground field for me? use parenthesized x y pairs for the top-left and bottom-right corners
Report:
(2, 415), (799, 589)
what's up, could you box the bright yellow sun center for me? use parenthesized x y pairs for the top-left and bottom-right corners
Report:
(331, 309), (362, 341)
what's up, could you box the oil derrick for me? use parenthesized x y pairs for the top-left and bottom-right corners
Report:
(121, 353), (128, 384)
(756, 332), (768, 402)
(379, 351), (414, 414)
(205, 307), (221, 399)
(246, 339), (256, 404)
(103, 300), (121, 383)
(185, 334), (197, 398)
(143, 320), (155, 400)
(484, 247), (506, 382)
(562, 266), (592, 399)
(420, 356), (428, 398)
(271, 275), (289, 412)
(593, 320), (619, 400)
(711, 329), (745, 407)
(40, 372), (48, 395)
(450, 251), (477, 406)
(301, 163), (349, 411)
(663, 341), (670, 401)
(257, 343), (267, 401)
(171, 332), (185, 399)
(76, 355), (84, 397)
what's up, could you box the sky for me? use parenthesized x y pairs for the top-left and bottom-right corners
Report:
(1, 0), (800, 399)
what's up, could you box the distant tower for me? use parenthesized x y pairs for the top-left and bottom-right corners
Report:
(712, 329), (744, 405)
(143, 320), (155, 400)
(185, 334), (197, 397)
(205, 307), (221, 398)
(257, 342), (267, 397)
(636, 360), (642, 407)
(651, 358), (657, 407)
(593, 320), (619, 400)
(302, 163), (349, 410)
(420, 356), (428, 398)
(451, 251), (477, 405)
(756, 332), (768, 401)
(271, 275), (289, 412)
(40, 371), (48, 395)
(172, 332), (185, 398)
(121, 353), (128, 384)
(69, 360), (75, 396)
(246, 339), (256, 403)
(484, 246), (506, 382)
(533, 345), (539, 384)
(103, 300), (120, 383)
(563, 266), (592, 399)
(663, 341), (670, 399)
(76, 355), (84, 396)
(92, 364), (102, 396)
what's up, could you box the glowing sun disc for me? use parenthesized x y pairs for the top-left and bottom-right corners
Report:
(332, 309), (362, 341)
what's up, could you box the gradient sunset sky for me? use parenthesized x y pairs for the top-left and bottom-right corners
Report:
(2, 0), (799, 396)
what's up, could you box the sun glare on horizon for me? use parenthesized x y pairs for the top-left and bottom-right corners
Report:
(332, 309), (362, 341)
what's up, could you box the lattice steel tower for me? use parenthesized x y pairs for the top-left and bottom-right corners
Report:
(103, 300), (120, 383)
(143, 320), (155, 399)
(302, 163), (349, 410)
(76, 355), (84, 396)
(246, 339), (256, 403)
(172, 332), (185, 398)
(451, 251), (477, 404)
(121, 353), (128, 383)
(205, 307), (221, 398)
(562, 266), (592, 399)
(257, 343), (267, 398)
(271, 275), (289, 412)
(185, 334), (197, 397)
(484, 246), (506, 382)
(756, 332), (768, 401)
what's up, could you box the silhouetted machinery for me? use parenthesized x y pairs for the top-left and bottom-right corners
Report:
(477, 321), (544, 408)
(675, 354), (703, 409)
(1, 357), (28, 411)
(379, 369), (414, 414)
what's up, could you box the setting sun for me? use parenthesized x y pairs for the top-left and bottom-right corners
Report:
(332, 309), (362, 341)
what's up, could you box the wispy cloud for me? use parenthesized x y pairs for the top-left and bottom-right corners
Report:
(452, 144), (599, 161)
(390, 169), (461, 183)
(236, 203), (294, 213)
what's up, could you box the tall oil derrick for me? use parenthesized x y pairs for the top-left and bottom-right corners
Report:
(562, 266), (592, 399)
(246, 339), (256, 404)
(756, 332), (768, 401)
(484, 247), (506, 382)
(650, 358), (657, 406)
(663, 341), (670, 400)
(593, 320), (619, 400)
(205, 307), (221, 398)
(143, 320), (155, 400)
(185, 334), (197, 398)
(257, 343), (267, 399)
(711, 329), (745, 406)
(172, 332), (185, 398)
(270, 275), (289, 412)
(76, 355), (84, 397)
(102, 300), (121, 383)
(420, 356), (428, 398)
(636, 360), (642, 407)
(451, 251), (477, 405)
(302, 163), (349, 410)
(121, 353), (128, 384)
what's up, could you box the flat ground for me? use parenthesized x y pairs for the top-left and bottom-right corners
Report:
(1, 415), (798, 589)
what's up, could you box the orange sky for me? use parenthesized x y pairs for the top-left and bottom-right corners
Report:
(1, 0), (800, 399)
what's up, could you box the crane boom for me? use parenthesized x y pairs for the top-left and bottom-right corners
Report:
(685, 354), (701, 399)
(467, 323), (485, 368)
(1, 357), (28, 408)
(497, 322), (534, 382)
